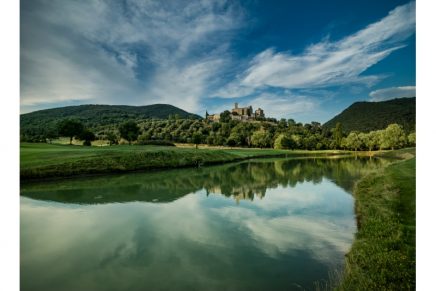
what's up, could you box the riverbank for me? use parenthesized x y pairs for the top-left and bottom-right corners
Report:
(338, 148), (415, 290)
(21, 143), (356, 181)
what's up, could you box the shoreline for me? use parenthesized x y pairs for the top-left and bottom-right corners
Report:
(338, 148), (416, 289)
(21, 143), (364, 182)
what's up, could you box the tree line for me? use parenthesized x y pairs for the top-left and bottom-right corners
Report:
(22, 117), (415, 150)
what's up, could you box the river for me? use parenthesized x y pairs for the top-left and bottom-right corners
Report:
(20, 157), (386, 291)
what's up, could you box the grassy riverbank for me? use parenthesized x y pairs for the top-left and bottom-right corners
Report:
(338, 148), (415, 290)
(20, 143), (354, 180)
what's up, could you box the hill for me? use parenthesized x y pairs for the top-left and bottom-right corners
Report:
(20, 104), (202, 140)
(323, 97), (415, 133)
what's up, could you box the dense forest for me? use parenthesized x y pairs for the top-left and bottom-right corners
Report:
(323, 97), (415, 133)
(22, 114), (415, 151)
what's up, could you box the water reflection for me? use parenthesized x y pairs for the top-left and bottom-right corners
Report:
(20, 157), (386, 291)
(21, 157), (387, 204)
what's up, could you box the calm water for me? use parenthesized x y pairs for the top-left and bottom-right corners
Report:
(20, 157), (386, 291)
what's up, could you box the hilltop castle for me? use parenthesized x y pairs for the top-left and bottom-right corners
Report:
(207, 103), (265, 122)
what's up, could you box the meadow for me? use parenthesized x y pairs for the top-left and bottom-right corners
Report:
(20, 143), (354, 180)
(338, 148), (416, 290)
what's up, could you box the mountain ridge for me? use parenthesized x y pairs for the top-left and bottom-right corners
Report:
(20, 104), (202, 139)
(323, 97), (415, 133)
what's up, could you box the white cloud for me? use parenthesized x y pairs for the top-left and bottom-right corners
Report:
(249, 92), (317, 119)
(215, 1), (415, 98)
(21, 0), (244, 113)
(369, 85), (416, 101)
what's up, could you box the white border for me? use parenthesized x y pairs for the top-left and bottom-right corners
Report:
(416, 0), (436, 290)
(0, 0), (19, 290)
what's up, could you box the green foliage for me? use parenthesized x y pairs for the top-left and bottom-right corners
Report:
(343, 131), (362, 151)
(77, 129), (96, 146)
(220, 110), (231, 123)
(106, 132), (118, 145)
(274, 134), (292, 149)
(324, 97), (415, 133)
(332, 122), (343, 149)
(21, 101), (415, 152)
(57, 119), (85, 145)
(365, 130), (380, 151)
(20, 104), (201, 142)
(380, 123), (407, 150)
(192, 132), (203, 149)
(118, 121), (140, 144)
(407, 132), (416, 146)
(251, 130), (270, 148)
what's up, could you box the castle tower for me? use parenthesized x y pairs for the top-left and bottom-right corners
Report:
(234, 103), (238, 109)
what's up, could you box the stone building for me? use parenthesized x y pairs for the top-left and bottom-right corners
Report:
(206, 103), (265, 122)
(231, 103), (253, 117)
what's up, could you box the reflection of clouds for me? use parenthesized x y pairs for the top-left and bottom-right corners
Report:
(247, 214), (353, 263)
(210, 179), (356, 264)
(21, 178), (356, 289)
(21, 192), (232, 290)
(242, 178), (355, 215)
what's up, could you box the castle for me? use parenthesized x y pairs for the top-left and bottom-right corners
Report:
(207, 103), (265, 122)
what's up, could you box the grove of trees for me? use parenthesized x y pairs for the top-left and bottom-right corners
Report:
(23, 116), (415, 151)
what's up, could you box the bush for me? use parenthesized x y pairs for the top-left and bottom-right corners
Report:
(274, 134), (292, 149)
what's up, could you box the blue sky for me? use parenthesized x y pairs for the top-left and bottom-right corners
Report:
(20, 0), (415, 123)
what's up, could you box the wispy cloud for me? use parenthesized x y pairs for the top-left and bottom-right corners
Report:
(215, 1), (415, 98)
(369, 86), (416, 101)
(21, 0), (244, 113)
(249, 92), (317, 119)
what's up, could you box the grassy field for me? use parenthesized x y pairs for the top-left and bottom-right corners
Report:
(20, 143), (355, 180)
(338, 149), (415, 290)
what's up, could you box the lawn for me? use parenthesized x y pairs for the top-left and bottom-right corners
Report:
(338, 152), (415, 290)
(20, 143), (358, 180)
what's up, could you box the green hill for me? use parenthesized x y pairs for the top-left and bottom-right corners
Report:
(20, 104), (201, 140)
(323, 97), (415, 133)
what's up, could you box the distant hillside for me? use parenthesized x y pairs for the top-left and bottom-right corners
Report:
(21, 104), (201, 139)
(323, 97), (415, 133)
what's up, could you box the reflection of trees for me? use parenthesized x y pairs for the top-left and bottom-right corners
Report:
(21, 157), (388, 204)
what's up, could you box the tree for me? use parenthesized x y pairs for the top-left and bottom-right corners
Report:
(57, 119), (84, 145)
(408, 132), (416, 146)
(44, 128), (58, 144)
(381, 123), (406, 150)
(106, 132), (118, 146)
(332, 122), (343, 150)
(220, 110), (231, 123)
(365, 131), (379, 151)
(78, 129), (96, 146)
(192, 132), (202, 149)
(344, 131), (362, 152)
(118, 121), (140, 145)
(289, 134), (301, 149)
(358, 132), (368, 151)
(251, 130), (270, 149)
(274, 134), (292, 149)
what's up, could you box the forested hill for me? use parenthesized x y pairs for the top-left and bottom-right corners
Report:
(21, 104), (201, 129)
(323, 97), (415, 133)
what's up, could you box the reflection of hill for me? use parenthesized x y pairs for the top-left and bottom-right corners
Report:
(21, 157), (388, 204)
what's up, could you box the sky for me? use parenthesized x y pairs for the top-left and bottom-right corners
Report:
(20, 0), (416, 123)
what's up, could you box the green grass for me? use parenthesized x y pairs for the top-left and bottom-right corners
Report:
(21, 143), (354, 180)
(338, 154), (415, 290)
